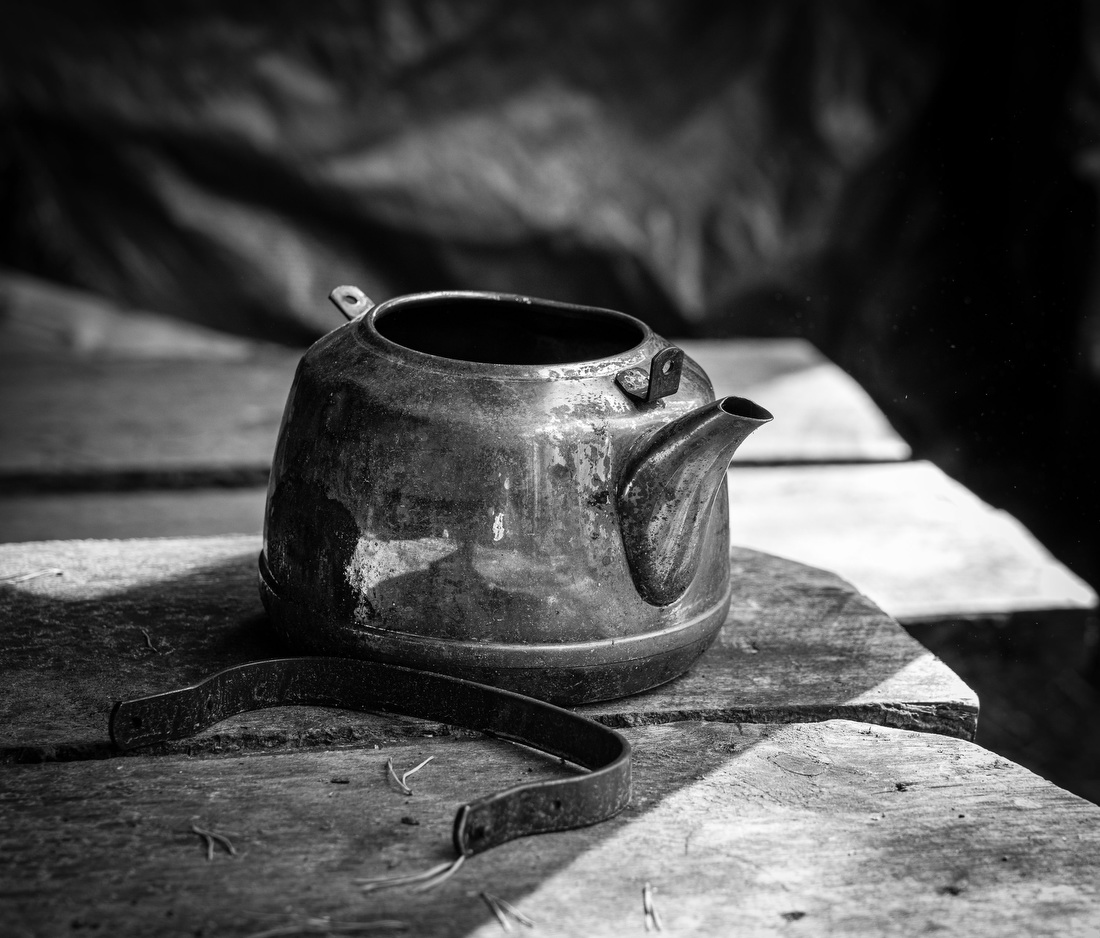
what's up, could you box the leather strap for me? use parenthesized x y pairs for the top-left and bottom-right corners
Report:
(109, 657), (632, 857)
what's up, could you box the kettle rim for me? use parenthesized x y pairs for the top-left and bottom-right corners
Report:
(352, 290), (661, 380)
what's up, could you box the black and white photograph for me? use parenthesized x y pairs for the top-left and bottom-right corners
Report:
(2, 3), (1099, 935)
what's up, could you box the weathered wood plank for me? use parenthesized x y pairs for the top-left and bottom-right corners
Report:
(905, 611), (1100, 807)
(0, 356), (296, 488)
(0, 536), (975, 762)
(0, 488), (268, 543)
(679, 338), (910, 462)
(0, 271), (907, 468)
(0, 339), (906, 492)
(2, 720), (1096, 938)
(727, 461), (1097, 621)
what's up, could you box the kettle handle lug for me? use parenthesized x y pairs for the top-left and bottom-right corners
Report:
(329, 285), (375, 321)
(616, 346), (683, 404)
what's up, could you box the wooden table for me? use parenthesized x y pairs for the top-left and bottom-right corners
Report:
(2, 287), (1099, 935)
(4, 535), (1100, 936)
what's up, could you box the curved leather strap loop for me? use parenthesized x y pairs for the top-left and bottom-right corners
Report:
(109, 657), (632, 857)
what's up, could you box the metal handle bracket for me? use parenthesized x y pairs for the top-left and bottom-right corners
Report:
(329, 285), (375, 321)
(109, 657), (631, 858)
(616, 347), (684, 404)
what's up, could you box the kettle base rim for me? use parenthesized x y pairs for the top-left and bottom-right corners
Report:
(258, 551), (729, 706)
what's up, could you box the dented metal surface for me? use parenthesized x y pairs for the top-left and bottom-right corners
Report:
(261, 290), (771, 703)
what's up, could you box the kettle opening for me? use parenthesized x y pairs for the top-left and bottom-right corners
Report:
(373, 294), (645, 366)
(718, 396), (774, 423)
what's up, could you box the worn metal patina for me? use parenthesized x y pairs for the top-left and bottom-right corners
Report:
(260, 287), (771, 703)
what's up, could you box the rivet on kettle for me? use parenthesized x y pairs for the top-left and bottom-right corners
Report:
(616, 347), (684, 403)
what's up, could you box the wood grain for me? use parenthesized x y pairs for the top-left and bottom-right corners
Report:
(2, 720), (1096, 938)
(906, 611), (1100, 807)
(728, 461), (1097, 621)
(0, 271), (910, 468)
(0, 355), (295, 488)
(0, 488), (268, 543)
(0, 536), (975, 762)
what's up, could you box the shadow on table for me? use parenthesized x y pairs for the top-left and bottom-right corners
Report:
(0, 544), (970, 764)
(0, 544), (986, 936)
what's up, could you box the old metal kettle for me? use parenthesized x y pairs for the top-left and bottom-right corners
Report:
(260, 287), (772, 704)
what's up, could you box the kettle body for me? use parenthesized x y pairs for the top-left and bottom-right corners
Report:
(260, 289), (770, 704)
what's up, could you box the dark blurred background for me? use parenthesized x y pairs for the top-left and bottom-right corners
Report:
(2, 1), (1098, 787)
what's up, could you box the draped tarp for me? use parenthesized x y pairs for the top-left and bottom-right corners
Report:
(4, 1), (1098, 573)
(0, 0), (947, 345)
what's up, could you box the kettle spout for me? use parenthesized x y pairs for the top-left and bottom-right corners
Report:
(618, 396), (773, 606)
